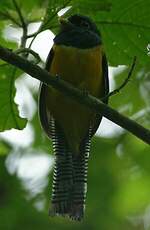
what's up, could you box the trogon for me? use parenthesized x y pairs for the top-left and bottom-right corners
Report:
(39, 14), (109, 221)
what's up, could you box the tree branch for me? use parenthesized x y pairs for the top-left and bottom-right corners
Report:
(0, 45), (150, 145)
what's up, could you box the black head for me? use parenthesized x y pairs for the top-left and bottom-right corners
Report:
(55, 14), (101, 49)
(68, 14), (100, 36)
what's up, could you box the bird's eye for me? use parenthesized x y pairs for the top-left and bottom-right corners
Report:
(80, 21), (90, 28)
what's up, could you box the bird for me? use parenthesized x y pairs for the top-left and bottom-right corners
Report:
(39, 14), (109, 221)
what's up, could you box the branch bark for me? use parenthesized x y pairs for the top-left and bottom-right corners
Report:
(0, 45), (150, 145)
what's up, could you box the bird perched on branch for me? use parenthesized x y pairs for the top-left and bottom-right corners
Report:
(39, 14), (109, 221)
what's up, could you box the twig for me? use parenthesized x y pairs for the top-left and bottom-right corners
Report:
(28, 0), (71, 48)
(12, 0), (27, 48)
(41, 0), (71, 30)
(12, 0), (26, 28)
(0, 11), (21, 26)
(26, 24), (58, 39)
(101, 56), (137, 101)
(15, 48), (41, 64)
(0, 45), (150, 145)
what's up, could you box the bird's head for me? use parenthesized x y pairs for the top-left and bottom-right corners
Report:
(59, 14), (100, 36)
(55, 14), (101, 48)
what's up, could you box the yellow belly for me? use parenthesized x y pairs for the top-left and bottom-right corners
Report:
(46, 44), (104, 153)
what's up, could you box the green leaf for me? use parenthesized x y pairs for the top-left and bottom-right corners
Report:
(114, 175), (150, 216)
(110, 66), (150, 129)
(120, 133), (150, 173)
(20, 0), (46, 12)
(0, 12), (9, 21)
(14, 0), (48, 23)
(93, 0), (150, 65)
(0, 21), (18, 49)
(0, 66), (27, 131)
(41, 0), (71, 31)
(110, 68), (144, 113)
(0, 140), (11, 156)
(40, 0), (150, 66)
(112, 134), (150, 217)
(0, 0), (13, 10)
(73, 0), (112, 14)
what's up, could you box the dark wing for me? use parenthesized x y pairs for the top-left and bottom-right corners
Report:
(38, 48), (54, 138)
(101, 54), (109, 102)
(90, 53), (109, 137)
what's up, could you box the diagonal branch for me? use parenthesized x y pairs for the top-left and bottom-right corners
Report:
(0, 45), (150, 145)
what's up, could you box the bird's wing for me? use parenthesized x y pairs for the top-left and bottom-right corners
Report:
(90, 53), (109, 137)
(38, 48), (54, 138)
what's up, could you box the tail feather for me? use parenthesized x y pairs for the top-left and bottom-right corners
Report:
(49, 118), (73, 215)
(69, 129), (91, 221)
(49, 118), (91, 220)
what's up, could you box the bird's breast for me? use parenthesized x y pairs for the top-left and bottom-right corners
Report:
(49, 44), (103, 94)
(46, 44), (104, 153)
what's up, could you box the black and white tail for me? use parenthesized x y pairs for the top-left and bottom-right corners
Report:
(49, 118), (91, 221)
(49, 118), (73, 215)
(69, 129), (91, 221)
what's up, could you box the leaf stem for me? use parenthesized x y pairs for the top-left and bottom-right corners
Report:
(101, 56), (137, 100)
(28, 0), (71, 48)
(12, 0), (27, 48)
(0, 11), (21, 26)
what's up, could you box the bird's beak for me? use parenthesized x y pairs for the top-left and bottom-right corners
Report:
(59, 17), (74, 30)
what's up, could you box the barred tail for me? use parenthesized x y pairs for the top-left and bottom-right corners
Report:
(69, 129), (91, 221)
(49, 119), (91, 221)
(49, 118), (73, 215)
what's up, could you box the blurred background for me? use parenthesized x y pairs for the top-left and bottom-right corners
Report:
(0, 0), (150, 229)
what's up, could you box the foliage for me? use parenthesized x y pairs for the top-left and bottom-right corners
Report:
(94, 0), (150, 66)
(0, 66), (27, 131)
(0, 0), (150, 229)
